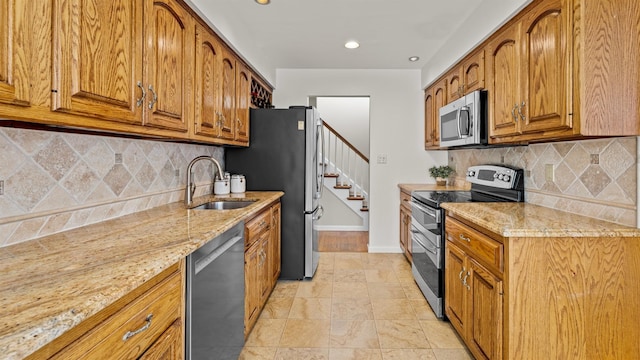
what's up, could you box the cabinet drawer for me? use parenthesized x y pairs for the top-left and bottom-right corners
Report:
(52, 270), (182, 359)
(246, 209), (271, 247)
(400, 191), (412, 210)
(446, 217), (503, 272)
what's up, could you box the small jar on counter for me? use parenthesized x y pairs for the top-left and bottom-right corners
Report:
(230, 174), (246, 193)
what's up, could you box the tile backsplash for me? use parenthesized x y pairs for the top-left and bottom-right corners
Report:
(449, 137), (637, 227)
(0, 126), (223, 247)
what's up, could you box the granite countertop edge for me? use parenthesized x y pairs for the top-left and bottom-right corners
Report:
(441, 202), (640, 238)
(0, 191), (284, 360)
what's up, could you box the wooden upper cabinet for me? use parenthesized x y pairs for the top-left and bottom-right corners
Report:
(220, 49), (236, 140)
(432, 78), (447, 141)
(519, 0), (571, 135)
(424, 89), (436, 149)
(488, 0), (573, 143)
(0, 0), (31, 107)
(51, 0), (143, 124)
(235, 63), (250, 143)
(447, 69), (463, 101)
(462, 49), (485, 94)
(194, 24), (222, 138)
(143, 0), (192, 132)
(487, 23), (521, 139)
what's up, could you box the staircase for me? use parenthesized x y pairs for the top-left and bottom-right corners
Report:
(322, 122), (369, 230)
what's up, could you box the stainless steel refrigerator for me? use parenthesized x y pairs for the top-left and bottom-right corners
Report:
(225, 106), (324, 279)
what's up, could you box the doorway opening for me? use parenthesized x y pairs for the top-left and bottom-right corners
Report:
(310, 96), (370, 252)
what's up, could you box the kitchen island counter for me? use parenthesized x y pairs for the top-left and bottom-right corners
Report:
(0, 191), (283, 360)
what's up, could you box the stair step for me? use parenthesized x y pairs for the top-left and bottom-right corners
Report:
(360, 207), (369, 212)
(324, 173), (339, 178)
(334, 185), (352, 189)
(347, 196), (365, 201)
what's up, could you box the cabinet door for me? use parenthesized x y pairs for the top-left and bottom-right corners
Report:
(447, 68), (463, 101)
(468, 259), (503, 360)
(219, 49), (236, 140)
(424, 88), (437, 149)
(432, 78), (447, 144)
(519, 0), (571, 134)
(244, 244), (260, 337)
(51, 0), (143, 124)
(235, 62), (250, 142)
(270, 203), (281, 287)
(488, 23), (521, 139)
(143, 0), (192, 132)
(194, 24), (222, 137)
(139, 319), (183, 360)
(399, 206), (412, 261)
(259, 234), (271, 303)
(462, 50), (485, 94)
(0, 0), (31, 107)
(445, 241), (467, 336)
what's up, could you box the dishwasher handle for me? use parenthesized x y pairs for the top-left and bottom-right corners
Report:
(194, 234), (243, 275)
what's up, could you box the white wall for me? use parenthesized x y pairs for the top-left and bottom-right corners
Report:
(316, 97), (370, 159)
(274, 69), (448, 252)
(421, 0), (532, 87)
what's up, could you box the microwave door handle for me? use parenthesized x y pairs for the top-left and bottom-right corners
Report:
(456, 107), (462, 138)
(460, 106), (470, 137)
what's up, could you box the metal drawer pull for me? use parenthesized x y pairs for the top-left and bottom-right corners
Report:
(123, 314), (153, 341)
(148, 85), (158, 110)
(459, 234), (471, 242)
(136, 81), (146, 107)
(462, 272), (471, 290)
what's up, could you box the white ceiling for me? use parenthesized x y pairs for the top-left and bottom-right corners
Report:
(186, 0), (535, 87)
(188, 0), (484, 71)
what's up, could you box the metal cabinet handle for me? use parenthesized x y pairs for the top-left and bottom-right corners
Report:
(462, 272), (471, 290)
(123, 314), (153, 341)
(148, 85), (158, 110)
(459, 234), (471, 243)
(458, 268), (465, 280)
(518, 101), (526, 121)
(511, 104), (518, 121)
(136, 81), (146, 107)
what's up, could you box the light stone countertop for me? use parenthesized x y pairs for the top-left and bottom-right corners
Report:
(398, 183), (471, 194)
(0, 191), (283, 360)
(442, 202), (640, 238)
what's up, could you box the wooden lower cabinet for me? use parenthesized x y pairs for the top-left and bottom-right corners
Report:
(445, 212), (640, 359)
(244, 200), (281, 337)
(27, 261), (185, 360)
(399, 191), (412, 262)
(445, 240), (502, 360)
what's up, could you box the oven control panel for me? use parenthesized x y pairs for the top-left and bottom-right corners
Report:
(466, 165), (523, 189)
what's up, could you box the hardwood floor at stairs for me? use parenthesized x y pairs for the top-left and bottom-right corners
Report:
(319, 231), (369, 252)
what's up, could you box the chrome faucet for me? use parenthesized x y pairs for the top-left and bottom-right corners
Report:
(185, 156), (224, 206)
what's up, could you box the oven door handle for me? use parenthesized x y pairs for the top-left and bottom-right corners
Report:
(412, 234), (437, 255)
(409, 201), (441, 223)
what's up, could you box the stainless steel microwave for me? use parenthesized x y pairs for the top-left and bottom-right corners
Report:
(438, 90), (487, 148)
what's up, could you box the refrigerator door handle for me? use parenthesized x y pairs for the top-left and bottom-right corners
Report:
(317, 121), (325, 199)
(313, 205), (324, 220)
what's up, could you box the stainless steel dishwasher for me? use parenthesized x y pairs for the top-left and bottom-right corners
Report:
(185, 222), (245, 360)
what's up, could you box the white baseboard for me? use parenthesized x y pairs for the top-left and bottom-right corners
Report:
(367, 246), (403, 253)
(316, 225), (368, 232)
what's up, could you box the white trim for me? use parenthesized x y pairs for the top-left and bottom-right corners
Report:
(367, 246), (403, 253)
(316, 225), (368, 232)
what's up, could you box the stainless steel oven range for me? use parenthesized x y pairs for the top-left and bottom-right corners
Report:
(410, 164), (525, 319)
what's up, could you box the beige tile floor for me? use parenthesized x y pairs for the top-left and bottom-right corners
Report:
(240, 252), (474, 360)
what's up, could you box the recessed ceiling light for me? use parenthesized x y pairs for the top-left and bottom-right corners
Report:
(255, 0), (270, 4)
(344, 41), (360, 49)
(409, 56), (420, 62)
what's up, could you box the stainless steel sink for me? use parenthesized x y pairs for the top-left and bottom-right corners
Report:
(191, 200), (256, 210)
